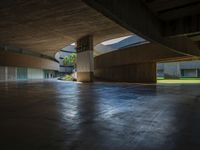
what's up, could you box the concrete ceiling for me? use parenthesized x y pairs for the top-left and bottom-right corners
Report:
(143, 0), (200, 42)
(143, 0), (200, 21)
(84, 0), (200, 56)
(0, 0), (131, 57)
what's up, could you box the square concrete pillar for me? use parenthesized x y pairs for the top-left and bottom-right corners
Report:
(76, 35), (94, 82)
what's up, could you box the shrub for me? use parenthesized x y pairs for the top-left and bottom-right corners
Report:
(63, 75), (73, 81)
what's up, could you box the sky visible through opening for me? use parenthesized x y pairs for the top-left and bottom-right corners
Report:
(102, 35), (132, 45)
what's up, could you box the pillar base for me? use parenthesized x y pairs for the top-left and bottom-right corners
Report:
(77, 72), (93, 82)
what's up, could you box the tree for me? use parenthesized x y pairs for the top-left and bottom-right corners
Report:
(63, 53), (76, 66)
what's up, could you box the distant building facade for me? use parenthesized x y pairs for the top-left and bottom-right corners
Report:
(0, 66), (56, 81)
(157, 60), (200, 78)
(0, 44), (59, 81)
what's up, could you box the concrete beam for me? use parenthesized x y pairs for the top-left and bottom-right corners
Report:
(0, 51), (59, 71)
(164, 15), (200, 37)
(84, 0), (200, 56)
(94, 43), (198, 70)
(145, 0), (200, 12)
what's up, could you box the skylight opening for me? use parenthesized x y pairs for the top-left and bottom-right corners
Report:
(71, 42), (76, 46)
(102, 35), (132, 45)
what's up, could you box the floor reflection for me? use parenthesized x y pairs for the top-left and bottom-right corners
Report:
(0, 81), (200, 150)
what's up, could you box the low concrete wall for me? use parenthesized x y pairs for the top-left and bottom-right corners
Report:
(95, 63), (156, 83)
(0, 51), (59, 71)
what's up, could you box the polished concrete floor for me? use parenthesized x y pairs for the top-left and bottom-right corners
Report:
(0, 80), (200, 150)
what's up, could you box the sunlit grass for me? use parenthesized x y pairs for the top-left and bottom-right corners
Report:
(157, 77), (200, 84)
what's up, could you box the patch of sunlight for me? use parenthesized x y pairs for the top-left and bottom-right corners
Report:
(157, 78), (200, 84)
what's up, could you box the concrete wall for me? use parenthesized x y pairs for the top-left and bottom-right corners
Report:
(0, 51), (58, 81)
(0, 51), (59, 71)
(95, 63), (156, 83)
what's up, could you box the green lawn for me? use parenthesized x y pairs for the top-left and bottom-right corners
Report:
(157, 77), (200, 84)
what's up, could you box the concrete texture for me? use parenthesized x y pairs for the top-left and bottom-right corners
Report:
(0, 80), (200, 150)
(94, 43), (196, 69)
(95, 63), (156, 83)
(0, 51), (59, 71)
(0, 0), (130, 57)
(77, 72), (94, 82)
(85, 0), (200, 56)
(77, 35), (94, 82)
(1, 0), (200, 58)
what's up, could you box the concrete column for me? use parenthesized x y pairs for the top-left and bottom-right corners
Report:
(76, 35), (94, 82)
